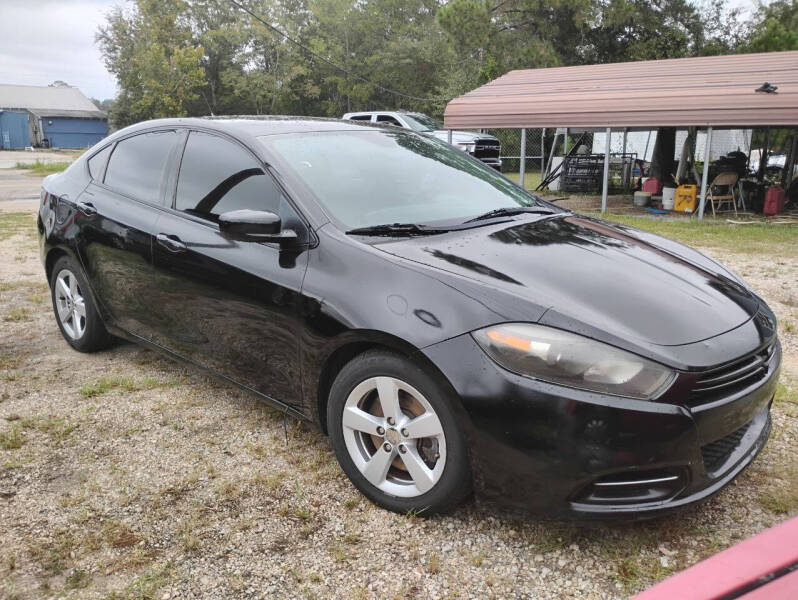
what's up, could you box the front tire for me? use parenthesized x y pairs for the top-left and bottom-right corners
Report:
(49, 255), (113, 352)
(328, 350), (471, 515)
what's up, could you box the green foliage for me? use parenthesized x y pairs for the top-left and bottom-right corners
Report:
(97, 0), (206, 127)
(14, 161), (70, 176)
(96, 0), (795, 123)
(744, 1), (798, 53)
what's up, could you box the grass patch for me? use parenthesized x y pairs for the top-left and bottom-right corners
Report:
(79, 376), (168, 398)
(14, 160), (71, 176)
(0, 213), (35, 243)
(759, 463), (798, 515)
(427, 551), (442, 574)
(106, 563), (172, 600)
(28, 529), (77, 575)
(589, 213), (798, 255)
(3, 308), (31, 322)
(65, 568), (91, 589)
(774, 381), (797, 405)
(0, 426), (24, 450)
(20, 415), (75, 442)
(504, 170), (543, 191)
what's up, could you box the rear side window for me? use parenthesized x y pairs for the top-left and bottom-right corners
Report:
(87, 145), (112, 181)
(347, 115), (372, 122)
(104, 130), (179, 203)
(175, 131), (281, 220)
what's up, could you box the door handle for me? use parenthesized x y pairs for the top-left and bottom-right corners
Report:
(156, 233), (187, 253)
(76, 201), (97, 216)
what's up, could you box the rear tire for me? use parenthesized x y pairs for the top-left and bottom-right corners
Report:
(49, 255), (114, 352)
(328, 350), (471, 515)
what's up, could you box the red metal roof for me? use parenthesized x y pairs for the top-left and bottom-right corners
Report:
(443, 51), (798, 129)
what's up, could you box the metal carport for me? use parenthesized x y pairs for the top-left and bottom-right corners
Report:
(443, 50), (798, 218)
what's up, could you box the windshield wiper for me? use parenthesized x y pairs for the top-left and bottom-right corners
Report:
(464, 206), (558, 223)
(346, 223), (450, 236)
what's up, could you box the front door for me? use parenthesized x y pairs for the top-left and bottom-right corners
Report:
(150, 130), (310, 409)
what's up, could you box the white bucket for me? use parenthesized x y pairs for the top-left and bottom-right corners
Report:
(633, 191), (651, 207)
(662, 187), (676, 210)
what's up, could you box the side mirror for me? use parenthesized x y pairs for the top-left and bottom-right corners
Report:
(218, 209), (298, 246)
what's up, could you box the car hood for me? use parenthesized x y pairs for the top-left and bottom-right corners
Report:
(374, 214), (760, 347)
(429, 130), (498, 144)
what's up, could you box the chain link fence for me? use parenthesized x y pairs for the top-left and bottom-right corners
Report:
(484, 128), (547, 175)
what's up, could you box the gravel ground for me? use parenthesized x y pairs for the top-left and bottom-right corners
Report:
(1, 207), (797, 600)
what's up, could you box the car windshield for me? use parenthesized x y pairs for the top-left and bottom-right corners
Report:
(402, 113), (443, 132)
(259, 130), (547, 230)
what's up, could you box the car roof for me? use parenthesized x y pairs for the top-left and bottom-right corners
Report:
(113, 116), (377, 138)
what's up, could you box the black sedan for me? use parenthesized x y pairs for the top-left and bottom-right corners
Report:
(37, 117), (780, 517)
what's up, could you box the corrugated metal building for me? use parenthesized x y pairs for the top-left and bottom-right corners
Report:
(0, 83), (108, 149)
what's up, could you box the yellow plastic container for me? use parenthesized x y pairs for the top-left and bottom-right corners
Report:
(674, 184), (698, 213)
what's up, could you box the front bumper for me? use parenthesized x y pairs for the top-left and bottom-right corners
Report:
(422, 333), (780, 518)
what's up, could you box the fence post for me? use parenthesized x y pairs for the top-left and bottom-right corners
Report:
(621, 127), (629, 191)
(447, 129), (452, 145)
(601, 127), (611, 214)
(540, 128), (546, 176)
(698, 126), (713, 220)
(519, 128), (527, 188)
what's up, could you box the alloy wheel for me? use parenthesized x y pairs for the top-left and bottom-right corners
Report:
(54, 269), (87, 340)
(342, 376), (446, 498)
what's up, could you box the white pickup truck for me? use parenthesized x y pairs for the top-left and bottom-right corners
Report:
(342, 110), (502, 170)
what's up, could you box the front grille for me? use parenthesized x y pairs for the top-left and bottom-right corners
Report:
(701, 421), (752, 474)
(689, 342), (776, 403)
(473, 139), (500, 161)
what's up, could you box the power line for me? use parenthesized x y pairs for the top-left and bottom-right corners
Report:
(227, 0), (449, 103)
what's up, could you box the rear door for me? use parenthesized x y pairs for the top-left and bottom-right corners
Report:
(75, 129), (182, 339)
(150, 130), (310, 408)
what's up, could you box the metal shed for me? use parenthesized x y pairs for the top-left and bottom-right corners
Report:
(0, 83), (107, 148)
(444, 50), (798, 217)
(32, 109), (109, 148)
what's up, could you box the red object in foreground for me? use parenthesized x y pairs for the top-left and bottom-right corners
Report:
(633, 517), (798, 600)
(642, 177), (663, 195)
(764, 185), (786, 216)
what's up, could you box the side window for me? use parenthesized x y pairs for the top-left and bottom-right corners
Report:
(87, 145), (112, 181)
(376, 115), (402, 127)
(347, 115), (372, 122)
(104, 130), (179, 204)
(175, 131), (281, 221)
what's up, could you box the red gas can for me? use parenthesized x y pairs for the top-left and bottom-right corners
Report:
(642, 178), (662, 195)
(763, 186), (785, 216)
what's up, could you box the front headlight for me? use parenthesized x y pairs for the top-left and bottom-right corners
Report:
(472, 323), (675, 399)
(456, 142), (475, 153)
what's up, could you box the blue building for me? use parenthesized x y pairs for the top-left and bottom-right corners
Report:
(0, 83), (108, 149)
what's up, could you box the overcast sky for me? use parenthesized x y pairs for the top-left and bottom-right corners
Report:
(0, 0), (762, 103)
(0, 0), (119, 100)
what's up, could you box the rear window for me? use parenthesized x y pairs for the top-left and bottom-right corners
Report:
(104, 130), (179, 203)
(87, 145), (112, 180)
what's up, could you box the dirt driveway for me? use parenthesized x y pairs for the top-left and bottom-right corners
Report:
(1, 173), (796, 599)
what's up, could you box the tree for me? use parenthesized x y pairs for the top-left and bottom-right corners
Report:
(98, 0), (778, 125)
(97, 0), (205, 127)
(744, 0), (798, 53)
